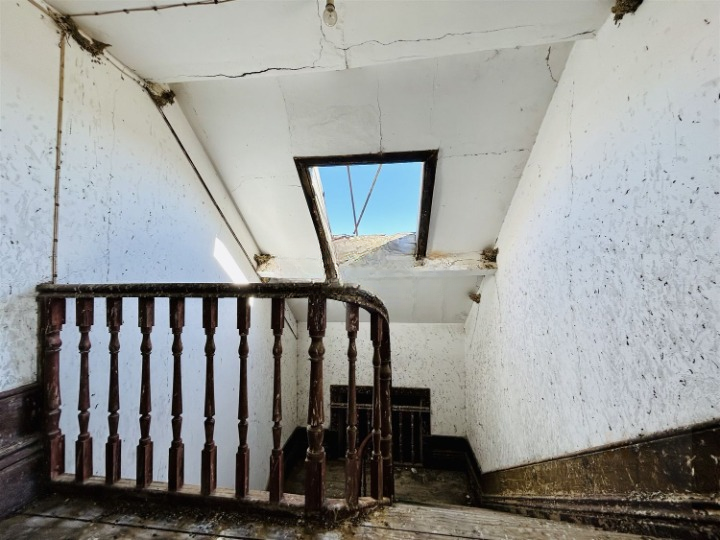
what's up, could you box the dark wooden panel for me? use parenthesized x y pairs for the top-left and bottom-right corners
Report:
(0, 383), (42, 447)
(0, 383), (44, 518)
(480, 422), (720, 539)
(482, 423), (719, 497)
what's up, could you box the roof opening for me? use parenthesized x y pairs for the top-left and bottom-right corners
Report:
(316, 161), (423, 237)
(295, 151), (438, 267)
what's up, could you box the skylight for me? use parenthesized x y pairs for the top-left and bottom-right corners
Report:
(315, 162), (423, 237)
(295, 150), (438, 268)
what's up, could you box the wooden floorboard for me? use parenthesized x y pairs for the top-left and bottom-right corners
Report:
(0, 494), (654, 539)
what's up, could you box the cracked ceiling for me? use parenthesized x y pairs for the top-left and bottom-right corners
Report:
(46, 0), (615, 323)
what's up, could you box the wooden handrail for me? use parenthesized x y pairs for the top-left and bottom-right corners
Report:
(36, 282), (389, 322)
(37, 281), (393, 520)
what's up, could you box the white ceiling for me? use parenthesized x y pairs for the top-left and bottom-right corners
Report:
(46, 0), (614, 323)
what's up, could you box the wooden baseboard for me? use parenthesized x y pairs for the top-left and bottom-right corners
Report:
(480, 422), (720, 539)
(0, 383), (44, 518)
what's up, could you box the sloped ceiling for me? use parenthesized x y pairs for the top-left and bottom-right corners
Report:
(47, 0), (613, 322)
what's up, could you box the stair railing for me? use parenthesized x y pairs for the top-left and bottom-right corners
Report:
(37, 282), (393, 518)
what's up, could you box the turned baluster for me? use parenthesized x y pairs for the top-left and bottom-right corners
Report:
(44, 298), (66, 479)
(236, 297), (251, 497)
(106, 298), (122, 484)
(344, 303), (360, 508)
(305, 295), (327, 512)
(168, 297), (185, 491)
(269, 298), (284, 503)
(136, 297), (154, 487)
(201, 297), (218, 495)
(369, 312), (383, 500)
(380, 321), (394, 499)
(75, 298), (94, 482)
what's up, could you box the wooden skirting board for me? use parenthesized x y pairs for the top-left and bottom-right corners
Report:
(0, 383), (44, 518)
(480, 421), (720, 539)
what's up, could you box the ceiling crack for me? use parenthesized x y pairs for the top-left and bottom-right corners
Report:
(562, 30), (596, 40)
(545, 46), (558, 83)
(171, 65), (318, 80)
(445, 149), (529, 158)
(276, 79), (294, 147)
(339, 25), (534, 52)
(314, 0), (327, 69)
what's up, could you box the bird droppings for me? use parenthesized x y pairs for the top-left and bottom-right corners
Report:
(145, 85), (176, 108)
(612, 0), (644, 23)
(482, 247), (499, 263)
(52, 14), (110, 56)
(255, 253), (274, 267)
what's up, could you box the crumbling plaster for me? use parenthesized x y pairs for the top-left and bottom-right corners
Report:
(465, 2), (720, 473)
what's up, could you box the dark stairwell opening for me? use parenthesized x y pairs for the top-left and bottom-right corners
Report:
(285, 386), (480, 507)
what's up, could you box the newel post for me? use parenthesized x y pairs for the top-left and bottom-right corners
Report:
(305, 294), (327, 512)
(44, 297), (66, 479)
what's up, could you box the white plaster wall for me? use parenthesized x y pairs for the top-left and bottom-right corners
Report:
(297, 322), (466, 437)
(1, 1), (298, 490)
(465, 3), (720, 473)
(0, 1), (59, 391)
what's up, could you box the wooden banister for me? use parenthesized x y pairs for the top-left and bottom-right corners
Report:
(37, 282), (393, 520)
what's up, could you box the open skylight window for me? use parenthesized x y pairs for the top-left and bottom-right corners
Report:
(295, 151), (438, 273)
(316, 162), (423, 237)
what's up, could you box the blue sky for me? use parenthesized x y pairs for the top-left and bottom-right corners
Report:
(317, 162), (423, 236)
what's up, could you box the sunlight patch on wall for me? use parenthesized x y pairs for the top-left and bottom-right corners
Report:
(214, 237), (249, 284)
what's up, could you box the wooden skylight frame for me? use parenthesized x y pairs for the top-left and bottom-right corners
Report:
(295, 150), (439, 282)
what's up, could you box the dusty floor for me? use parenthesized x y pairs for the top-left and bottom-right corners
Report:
(285, 460), (473, 506)
(0, 492), (653, 539)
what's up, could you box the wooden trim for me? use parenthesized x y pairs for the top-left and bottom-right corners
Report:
(35, 282), (389, 322)
(480, 422), (720, 539)
(416, 149), (438, 259)
(294, 150), (439, 275)
(295, 160), (340, 282)
(48, 474), (381, 523)
(0, 383), (45, 518)
(295, 150), (438, 168)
